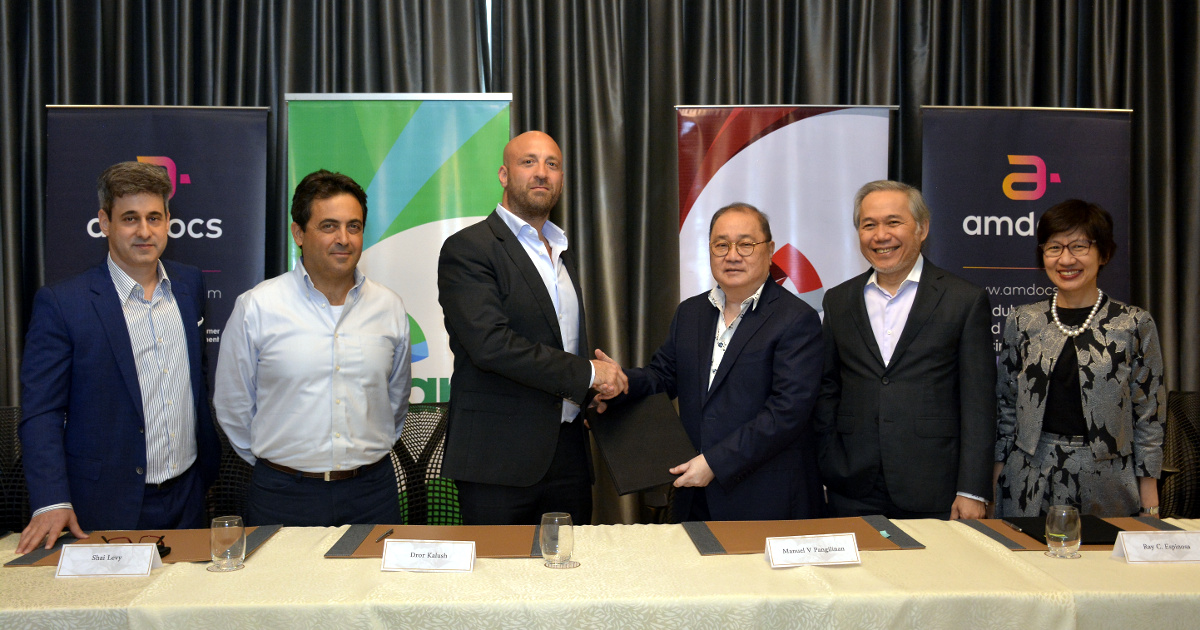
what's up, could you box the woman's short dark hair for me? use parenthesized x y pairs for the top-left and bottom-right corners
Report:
(290, 169), (368, 228)
(1035, 199), (1117, 269)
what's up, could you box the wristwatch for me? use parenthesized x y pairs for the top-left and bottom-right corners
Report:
(1141, 506), (1160, 516)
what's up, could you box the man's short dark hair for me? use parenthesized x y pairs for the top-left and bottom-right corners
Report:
(1035, 199), (1117, 269)
(290, 170), (368, 228)
(97, 161), (171, 218)
(708, 202), (773, 242)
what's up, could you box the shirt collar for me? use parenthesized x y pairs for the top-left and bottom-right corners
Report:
(496, 203), (569, 252)
(293, 258), (366, 303)
(107, 253), (169, 302)
(866, 254), (924, 295)
(709, 280), (767, 314)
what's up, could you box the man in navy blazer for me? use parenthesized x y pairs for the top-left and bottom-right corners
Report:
(17, 162), (219, 552)
(613, 203), (825, 521)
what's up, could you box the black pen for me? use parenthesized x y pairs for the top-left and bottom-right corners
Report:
(375, 528), (394, 543)
(1001, 520), (1023, 533)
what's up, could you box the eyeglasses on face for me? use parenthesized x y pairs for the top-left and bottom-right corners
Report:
(101, 534), (171, 558)
(710, 240), (767, 257)
(1039, 239), (1095, 258)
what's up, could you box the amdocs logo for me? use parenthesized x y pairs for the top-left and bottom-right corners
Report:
(963, 155), (1061, 236)
(1002, 155), (1061, 201)
(86, 156), (223, 239)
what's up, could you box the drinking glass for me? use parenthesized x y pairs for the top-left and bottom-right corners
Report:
(540, 512), (579, 569)
(1044, 505), (1082, 559)
(208, 515), (247, 572)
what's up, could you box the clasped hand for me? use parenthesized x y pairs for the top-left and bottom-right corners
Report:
(588, 349), (627, 412)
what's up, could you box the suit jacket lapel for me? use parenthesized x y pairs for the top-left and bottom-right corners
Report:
(888, 262), (946, 370)
(695, 298), (719, 407)
(486, 212), (565, 345)
(847, 271), (886, 370)
(90, 264), (145, 418)
(704, 282), (777, 405)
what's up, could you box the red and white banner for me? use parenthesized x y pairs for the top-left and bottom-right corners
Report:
(677, 106), (892, 312)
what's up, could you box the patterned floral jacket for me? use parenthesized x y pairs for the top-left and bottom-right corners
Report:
(995, 298), (1165, 477)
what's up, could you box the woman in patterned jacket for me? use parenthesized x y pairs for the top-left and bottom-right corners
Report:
(993, 199), (1165, 517)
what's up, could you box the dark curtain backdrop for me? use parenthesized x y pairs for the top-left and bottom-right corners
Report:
(3, 1), (1197, 524)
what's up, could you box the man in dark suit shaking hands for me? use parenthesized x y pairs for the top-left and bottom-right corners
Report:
(17, 161), (219, 552)
(438, 131), (626, 525)
(816, 180), (995, 520)
(608, 203), (825, 521)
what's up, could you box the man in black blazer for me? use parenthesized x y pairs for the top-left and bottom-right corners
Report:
(437, 131), (626, 526)
(816, 180), (995, 520)
(612, 203), (825, 521)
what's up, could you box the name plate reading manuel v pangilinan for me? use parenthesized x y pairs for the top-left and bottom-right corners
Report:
(56, 543), (163, 578)
(1113, 531), (1200, 563)
(381, 539), (475, 572)
(766, 533), (860, 568)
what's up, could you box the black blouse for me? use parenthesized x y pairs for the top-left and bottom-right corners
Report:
(1042, 295), (1108, 437)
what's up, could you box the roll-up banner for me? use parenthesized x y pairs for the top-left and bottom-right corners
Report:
(677, 106), (894, 312)
(285, 94), (512, 404)
(920, 107), (1131, 352)
(45, 106), (269, 386)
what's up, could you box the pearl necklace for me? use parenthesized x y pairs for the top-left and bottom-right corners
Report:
(1051, 288), (1103, 338)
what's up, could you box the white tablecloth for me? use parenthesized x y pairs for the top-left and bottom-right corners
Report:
(2, 519), (1198, 629)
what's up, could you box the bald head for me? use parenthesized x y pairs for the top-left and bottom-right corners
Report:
(499, 131), (564, 223)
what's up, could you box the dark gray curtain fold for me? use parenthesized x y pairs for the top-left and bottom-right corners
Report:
(2, 0), (1197, 523)
(0, 0), (484, 406)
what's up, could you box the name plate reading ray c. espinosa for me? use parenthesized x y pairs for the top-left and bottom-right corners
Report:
(56, 544), (163, 578)
(1113, 531), (1200, 563)
(766, 533), (860, 568)
(381, 539), (476, 572)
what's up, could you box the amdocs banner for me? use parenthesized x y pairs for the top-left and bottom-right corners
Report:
(677, 106), (892, 311)
(45, 106), (268, 383)
(921, 107), (1131, 352)
(286, 94), (511, 404)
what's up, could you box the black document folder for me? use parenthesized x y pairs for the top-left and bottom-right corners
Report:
(587, 393), (697, 495)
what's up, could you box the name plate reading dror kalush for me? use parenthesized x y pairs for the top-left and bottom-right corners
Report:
(1113, 531), (1200, 563)
(56, 543), (163, 578)
(766, 533), (860, 568)
(381, 539), (475, 572)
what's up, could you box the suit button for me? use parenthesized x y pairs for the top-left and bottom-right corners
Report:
(136, 467), (145, 475)
(882, 377), (890, 385)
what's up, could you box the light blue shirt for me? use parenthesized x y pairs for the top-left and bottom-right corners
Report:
(213, 262), (411, 472)
(495, 203), (590, 423)
(864, 255), (924, 366)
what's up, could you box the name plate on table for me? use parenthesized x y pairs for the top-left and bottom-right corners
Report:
(381, 539), (475, 572)
(1113, 531), (1200, 563)
(766, 533), (860, 567)
(56, 544), (162, 578)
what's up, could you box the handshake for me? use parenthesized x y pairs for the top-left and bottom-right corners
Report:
(588, 349), (626, 413)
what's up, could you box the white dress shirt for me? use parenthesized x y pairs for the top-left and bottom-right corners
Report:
(495, 203), (591, 423)
(213, 262), (412, 472)
(707, 282), (765, 388)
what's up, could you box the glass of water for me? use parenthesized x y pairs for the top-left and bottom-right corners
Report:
(208, 515), (247, 572)
(540, 512), (580, 569)
(1044, 505), (1082, 559)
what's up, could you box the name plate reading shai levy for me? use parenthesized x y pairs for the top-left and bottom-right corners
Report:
(381, 539), (475, 572)
(56, 544), (163, 578)
(1113, 531), (1200, 563)
(766, 533), (860, 568)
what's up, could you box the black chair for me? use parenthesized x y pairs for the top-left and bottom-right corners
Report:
(1161, 391), (1200, 518)
(0, 406), (30, 534)
(391, 402), (461, 525)
(205, 417), (254, 521)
